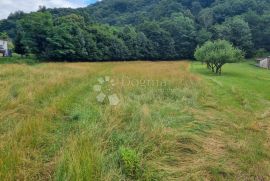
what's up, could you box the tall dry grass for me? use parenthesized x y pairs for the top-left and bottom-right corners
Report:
(1, 61), (270, 180)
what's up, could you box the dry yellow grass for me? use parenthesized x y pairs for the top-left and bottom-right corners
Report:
(0, 61), (270, 180)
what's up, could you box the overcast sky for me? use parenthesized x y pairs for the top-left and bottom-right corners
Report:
(0, 0), (98, 20)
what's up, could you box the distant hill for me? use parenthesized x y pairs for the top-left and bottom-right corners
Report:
(0, 0), (269, 60)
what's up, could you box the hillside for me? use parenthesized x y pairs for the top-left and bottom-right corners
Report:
(0, 0), (269, 60)
(1, 1), (270, 180)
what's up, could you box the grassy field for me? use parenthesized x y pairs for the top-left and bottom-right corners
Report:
(0, 60), (270, 180)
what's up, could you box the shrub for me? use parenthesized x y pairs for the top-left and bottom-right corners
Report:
(118, 146), (141, 179)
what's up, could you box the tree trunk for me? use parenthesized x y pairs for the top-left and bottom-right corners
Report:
(215, 64), (223, 75)
(207, 62), (211, 69)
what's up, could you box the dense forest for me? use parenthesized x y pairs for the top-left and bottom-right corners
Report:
(0, 0), (269, 61)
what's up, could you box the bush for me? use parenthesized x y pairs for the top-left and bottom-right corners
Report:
(254, 48), (269, 58)
(0, 54), (39, 65)
(118, 146), (141, 179)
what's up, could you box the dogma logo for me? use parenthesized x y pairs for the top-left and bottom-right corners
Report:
(93, 76), (120, 106)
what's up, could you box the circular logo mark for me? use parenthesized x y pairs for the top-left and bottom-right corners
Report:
(93, 76), (120, 106)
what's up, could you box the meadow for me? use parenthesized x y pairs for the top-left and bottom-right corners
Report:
(0, 60), (270, 180)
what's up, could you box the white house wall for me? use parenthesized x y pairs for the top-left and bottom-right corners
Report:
(0, 40), (8, 50)
(260, 58), (270, 69)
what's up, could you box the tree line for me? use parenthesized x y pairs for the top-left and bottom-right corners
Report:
(0, 0), (269, 61)
(13, 12), (198, 61)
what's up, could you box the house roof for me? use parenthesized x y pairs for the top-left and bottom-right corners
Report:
(256, 57), (270, 61)
(0, 40), (8, 44)
(256, 58), (265, 61)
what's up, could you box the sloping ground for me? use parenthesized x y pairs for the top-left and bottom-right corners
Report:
(0, 61), (269, 180)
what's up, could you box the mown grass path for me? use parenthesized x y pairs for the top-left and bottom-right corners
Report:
(0, 61), (270, 180)
(191, 62), (270, 180)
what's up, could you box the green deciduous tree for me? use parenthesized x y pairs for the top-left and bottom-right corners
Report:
(196, 28), (212, 45)
(14, 27), (29, 56)
(212, 17), (253, 56)
(18, 12), (53, 58)
(47, 14), (88, 61)
(0, 32), (9, 40)
(194, 40), (244, 74)
(245, 11), (270, 52)
(198, 8), (214, 28)
(138, 21), (176, 60)
(118, 26), (140, 60)
(87, 24), (129, 61)
(160, 13), (196, 58)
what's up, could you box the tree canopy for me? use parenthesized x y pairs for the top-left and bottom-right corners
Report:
(194, 40), (244, 74)
(0, 0), (269, 61)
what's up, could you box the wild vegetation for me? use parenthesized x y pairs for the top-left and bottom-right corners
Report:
(0, 60), (270, 180)
(0, 0), (269, 60)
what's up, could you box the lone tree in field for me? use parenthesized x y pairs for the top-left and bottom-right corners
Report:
(194, 40), (243, 75)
